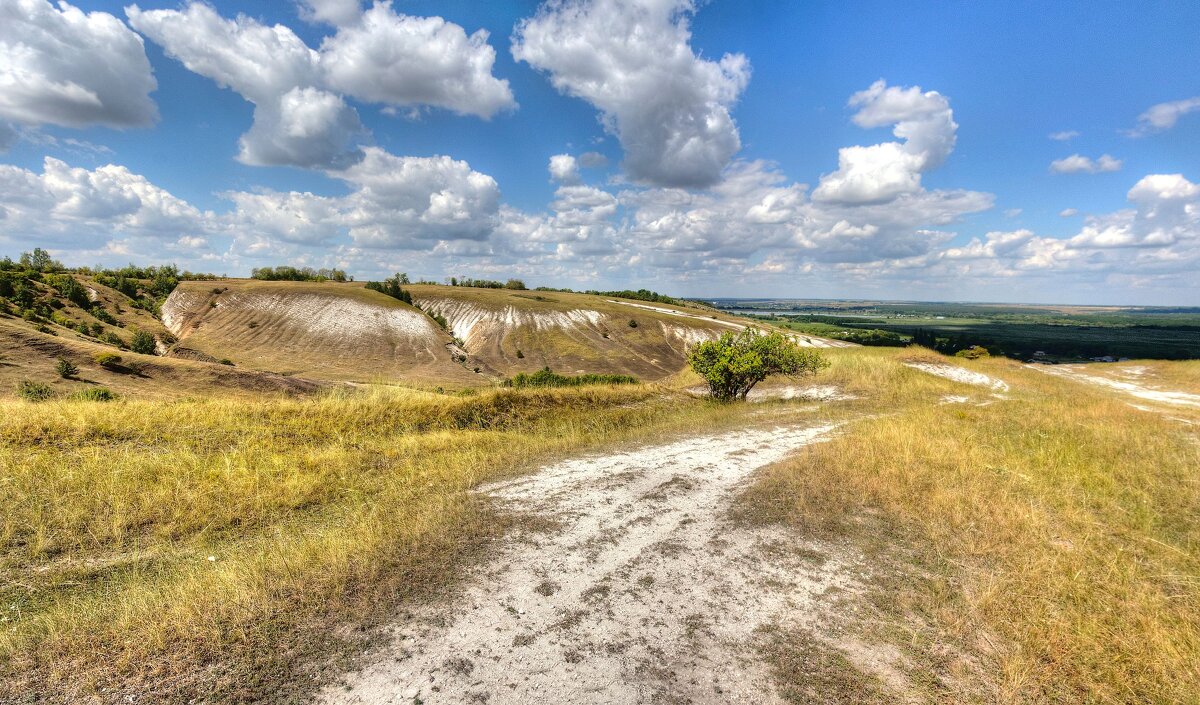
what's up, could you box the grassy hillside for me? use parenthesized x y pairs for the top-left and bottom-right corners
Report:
(1, 347), (1197, 703)
(0, 384), (782, 703)
(159, 281), (849, 386)
(408, 284), (849, 381)
(741, 350), (1200, 703)
(0, 269), (324, 400)
(0, 318), (319, 400)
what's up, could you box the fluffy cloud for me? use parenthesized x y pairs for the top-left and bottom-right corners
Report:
(0, 157), (208, 245)
(1129, 96), (1200, 136)
(127, 1), (512, 170)
(0, 147), (504, 262)
(548, 154), (580, 184)
(335, 148), (501, 246)
(0, 0), (156, 130)
(1049, 130), (1080, 141)
(512, 0), (750, 188)
(320, 3), (514, 118)
(813, 81), (957, 205)
(222, 190), (342, 245)
(1049, 153), (1122, 174)
(238, 87), (364, 169)
(849, 172), (1200, 294)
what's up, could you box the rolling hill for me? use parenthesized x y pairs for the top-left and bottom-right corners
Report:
(0, 270), (323, 399)
(161, 280), (478, 385)
(1, 273), (852, 397)
(157, 281), (852, 385)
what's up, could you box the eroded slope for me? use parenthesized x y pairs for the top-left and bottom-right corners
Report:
(163, 281), (476, 384)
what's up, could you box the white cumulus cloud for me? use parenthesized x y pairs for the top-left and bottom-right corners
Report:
(320, 3), (514, 118)
(813, 80), (957, 204)
(127, 1), (512, 170)
(0, 157), (209, 244)
(512, 0), (750, 188)
(1049, 154), (1123, 174)
(0, 0), (157, 130)
(548, 154), (581, 184)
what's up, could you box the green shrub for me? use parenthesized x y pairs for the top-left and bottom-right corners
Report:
(92, 307), (117, 325)
(94, 352), (122, 369)
(504, 367), (639, 389)
(218, 358), (234, 366)
(101, 332), (125, 348)
(129, 329), (156, 355)
(687, 329), (829, 401)
(73, 387), (117, 402)
(55, 357), (78, 378)
(628, 319), (638, 328)
(955, 345), (992, 360)
(365, 274), (412, 304)
(16, 380), (54, 401)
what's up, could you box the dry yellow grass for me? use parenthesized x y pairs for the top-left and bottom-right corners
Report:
(0, 383), (776, 703)
(5, 341), (1197, 704)
(743, 350), (1200, 703)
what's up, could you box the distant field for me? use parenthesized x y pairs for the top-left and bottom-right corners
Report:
(711, 299), (1200, 360)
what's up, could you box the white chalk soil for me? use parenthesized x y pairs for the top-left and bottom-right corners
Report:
(322, 424), (860, 705)
(904, 362), (1010, 393)
(1035, 364), (1200, 408)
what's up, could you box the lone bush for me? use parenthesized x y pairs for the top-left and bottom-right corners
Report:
(94, 352), (122, 370)
(55, 357), (78, 378)
(73, 387), (117, 402)
(687, 329), (829, 401)
(955, 345), (991, 360)
(129, 329), (156, 355)
(504, 367), (638, 389)
(17, 380), (54, 401)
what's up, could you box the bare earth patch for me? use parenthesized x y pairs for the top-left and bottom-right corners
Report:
(321, 424), (861, 704)
(1035, 364), (1200, 408)
(904, 362), (1010, 393)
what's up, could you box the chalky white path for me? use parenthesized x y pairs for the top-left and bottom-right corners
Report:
(322, 424), (853, 705)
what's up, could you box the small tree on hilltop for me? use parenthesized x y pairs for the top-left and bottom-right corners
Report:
(687, 329), (829, 401)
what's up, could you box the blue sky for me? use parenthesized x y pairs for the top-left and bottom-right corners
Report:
(1, 0), (1198, 304)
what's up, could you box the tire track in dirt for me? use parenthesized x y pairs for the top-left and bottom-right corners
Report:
(322, 424), (857, 704)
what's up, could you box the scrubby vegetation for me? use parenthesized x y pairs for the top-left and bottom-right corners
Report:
(251, 266), (349, 282)
(688, 329), (828, 401)
(55, 358), (77, 379)
(93, 352), (122, 370)
(129, 329), (157, 355)
(1, 248), (216, 326)
(71, 387), (117, 402)
(446, 277), (527, 290)
(534, 286), (683, 307)
(365, 273), (413, 304)
(504, 367), (639, 388)
(15, 380), (53, 401)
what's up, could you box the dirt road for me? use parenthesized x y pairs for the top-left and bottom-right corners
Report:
(322, 424), (854, 704)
